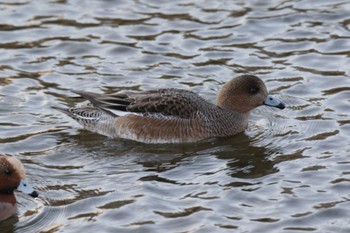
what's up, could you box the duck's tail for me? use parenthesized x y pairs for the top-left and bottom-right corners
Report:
(52, 106), (118, 137)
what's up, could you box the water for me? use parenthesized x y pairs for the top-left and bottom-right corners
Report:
(0, 0), (349, 232)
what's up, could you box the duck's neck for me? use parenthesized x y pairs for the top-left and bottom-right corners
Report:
(0, 193), (17, 221)
(207, 108), (250, 137)
(0, 192), (16, 205)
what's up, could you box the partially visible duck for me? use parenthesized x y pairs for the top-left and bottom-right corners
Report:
(53, 75), (285, 143)
(0, 156), (38, 222)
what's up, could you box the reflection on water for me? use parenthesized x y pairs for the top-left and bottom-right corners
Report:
(1, 0), (350, 232)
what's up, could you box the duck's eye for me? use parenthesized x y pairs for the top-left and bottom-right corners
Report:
(3, 169), (11, 176)
(250, 87), (259, 94)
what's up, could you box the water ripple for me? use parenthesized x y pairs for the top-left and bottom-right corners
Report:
(0, 0), (350, 232)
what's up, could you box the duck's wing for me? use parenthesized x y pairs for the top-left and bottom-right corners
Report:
(72, 89), (209, 119)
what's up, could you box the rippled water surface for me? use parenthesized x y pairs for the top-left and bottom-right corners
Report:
(1, 0), (350, 232)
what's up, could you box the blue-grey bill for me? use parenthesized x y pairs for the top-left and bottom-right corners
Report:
(17, 179), (39, 198)
(264, 95), (285, 109)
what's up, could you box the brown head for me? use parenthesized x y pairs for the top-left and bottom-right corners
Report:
(0, 156), (38, 198)
(216, 75), (285, 113)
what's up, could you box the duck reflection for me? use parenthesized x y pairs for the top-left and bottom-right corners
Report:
(54, 128), (280, 181)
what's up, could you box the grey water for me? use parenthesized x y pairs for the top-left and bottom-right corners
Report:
(0, 0), (350, 232)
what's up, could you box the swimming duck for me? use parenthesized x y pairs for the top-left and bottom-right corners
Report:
(53, 75), (285, 143)
(0, 156), (38, 222)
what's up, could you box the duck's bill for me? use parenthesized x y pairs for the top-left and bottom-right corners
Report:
(264, 95), (285, 109)
(17, 179), (39, 198)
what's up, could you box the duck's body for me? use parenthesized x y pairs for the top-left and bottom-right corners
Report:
(0, 156), (38, 222)
(54, 75), (285, 143)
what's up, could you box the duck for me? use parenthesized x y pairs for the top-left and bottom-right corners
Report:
(53, 75), (285, 143)
(0, 155), (38, 222)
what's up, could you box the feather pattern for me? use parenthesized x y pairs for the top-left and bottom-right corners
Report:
(72, 89), (206, 119)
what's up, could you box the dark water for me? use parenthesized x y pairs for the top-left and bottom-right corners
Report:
(0, 0), (349, 232)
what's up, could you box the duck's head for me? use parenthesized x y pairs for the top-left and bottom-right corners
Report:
(0, 156), (38, 198)
(217, 75), (285, 113)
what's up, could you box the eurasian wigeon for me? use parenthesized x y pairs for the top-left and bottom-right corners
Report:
(0, 156), (38, 222)
(53, 75), (285, 143)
